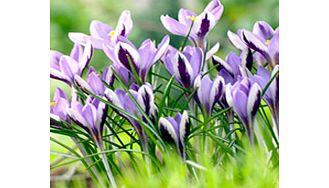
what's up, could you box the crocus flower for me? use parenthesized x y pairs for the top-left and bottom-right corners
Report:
(103, 36), (170, 83)
(226, 78), (262, 144)
(74, 66), (106, 96)
(228, 21), (279, 68)
(158, 111), (190, 160)
(67, 97), (107, 145)
(250, 65), (279, 132)
(66, 97), (116, 187)
(50, 41), (93, 86)
(193, 74), (225, 115)
(242, 28), (279, 69)
(104, 83), (157, 150)
(68, 10), (133, 49)
(50, 88), (69, 124)
(212, 52), (244, 85)
(160, 0), (223, 49)
(164, 46), (203, 88)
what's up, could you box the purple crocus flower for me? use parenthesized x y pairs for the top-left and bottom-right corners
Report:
(104, 83), (157, 150)
(193, 74), (225, 115)
(66, 97), (116, 186)
(68, 10), (133, 49)
(242, 28), (279, 69)
(103, 36), (170, 83)
(161, 0), (223, 49)
(50, 88), (69, 124)
(225, 78), (262, 144)
(74, 66), (106, 96)
(158, 111), (190, 160)
(228, 21), (279, 68)
(250, 65), (279, 132)
(67, 97), (108, 145)
(50, 41), (93, 86)
(164, 46), (203, 88)
(212, 52), (244, 85)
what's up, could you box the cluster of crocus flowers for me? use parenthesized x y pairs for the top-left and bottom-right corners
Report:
(104, 83), (158, 150)
(50, 1), (279, 185)
(161, 0), (223, 49)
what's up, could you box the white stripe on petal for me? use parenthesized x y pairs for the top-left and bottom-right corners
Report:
(247, 83), (261, 122)
(212, 55), (234, 75)
(209, 76), (224, 109)
(104, 89), (123, 108)
(179, 111), (189, 142)
(206, 42), (220, 60)
(227, 30), (246, 50)
(225, 83), (233, 107)
(159, 117), (178, 143)
(74, 75), (93, 93)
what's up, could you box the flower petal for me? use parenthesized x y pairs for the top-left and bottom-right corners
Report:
(89, 20), (113, 39)
(160, 15), (188, 36)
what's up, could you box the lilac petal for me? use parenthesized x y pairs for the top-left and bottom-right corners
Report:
(68, 32), (89, 45)
(227, 30), (247, 50)
(242, 30), (269, 59)
(159, 117), (178, 143)
(153, 35), (170, 62)
(82, 104), (97, 128)
(137, 84), (154, 115)
(178, 8), (196, 26)
(115, 42), (140, 73)
(50, 68), (69, 83)
(268, 30), (279, 65)
(89, 20), (113, 39)
(257, 66), (271, 81)
(115, 10), (133, 37)
(54, 88), (68, 102)
(79, 40), (93, 73)
(218, 69), (234, 85)
(206, 42), (220, 60)
(173, 52), (193, 88)
(74, 75), (93, 93)
(160, 15), (188, 36)
(138, 39), (156, 81)
(253, 21), (274, 41)
(104, 89), (123, 109)
(70, 43), (83, 62)
(247, 83), (261, 120)
(204, 0), (224, 21)
(59, 56), (80, 82)
(226, 51), (242, 74)
(87, 66), (96, 76)
(50, 50), (63, 69)
(184, 46), (203, 78)
(67, 101), (88, 128)
(193, 12), (215, 38)
(95, 100), (107, 131)
(212, 55), (234, 75)
(53, 98), (69, 120)
(179, 111), (190, 142)
(198, 75), (212, 113)
(209, 75), (225, 111)
(240, 48), (253, 71)
(232, 90), (248, 124)
(87, 72), (105, 95)
(102, 66), (114, 86)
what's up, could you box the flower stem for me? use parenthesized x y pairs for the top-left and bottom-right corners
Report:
(97, 142), (117, 188)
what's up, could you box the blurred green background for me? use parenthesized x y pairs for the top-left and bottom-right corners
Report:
(50, 0), (278, 97)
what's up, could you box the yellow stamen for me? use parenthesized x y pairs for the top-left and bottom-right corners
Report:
(265, 39), (270, 45)
(186, 15), (196, 21)
(50, 101), (56, 107)
(108, 31), (115, 37)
